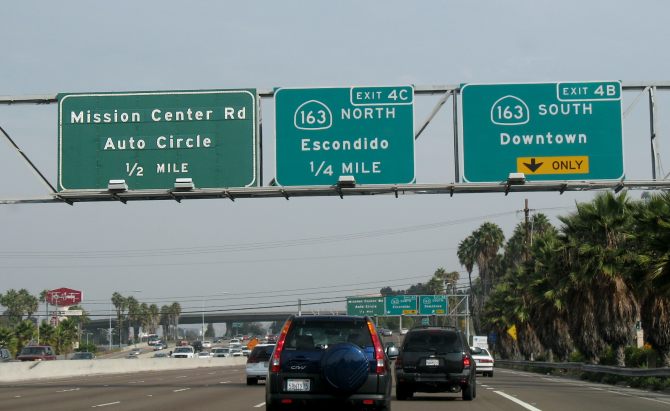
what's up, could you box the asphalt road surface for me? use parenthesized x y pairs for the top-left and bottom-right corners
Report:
(1, 366), (669, 411)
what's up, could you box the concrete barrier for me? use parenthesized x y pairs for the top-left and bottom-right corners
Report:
(0, 356), (248, 382)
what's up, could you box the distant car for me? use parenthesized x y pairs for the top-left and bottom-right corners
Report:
(172, 346), (195, 358)
(17, 345), (56, 361)
(128, 348), (142, 357)
(211, 347), (232, 358)
(153, 352), (169, 358)
(471, 347), (495, 377)
(395, 326), (476, 401)
(229, 338), (241, 347)
(399, 328), (409, 335)
(197, 351), (212, 359)
(1, 347), (12, 362)
(231, 348), (243, 357)
(202, 341), (212, 349)
(71, 352), (95, 360)
(380, 328), (393, 337)
(246, 344), (275, 385)
(153, 341), (167, 351)
(241, 347), (252, 357)
(192, 341), (203, 352)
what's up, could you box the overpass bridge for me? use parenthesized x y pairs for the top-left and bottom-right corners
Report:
(85, 310), (347, 333)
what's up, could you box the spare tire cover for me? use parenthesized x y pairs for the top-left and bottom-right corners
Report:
(321, 343), (369, 392)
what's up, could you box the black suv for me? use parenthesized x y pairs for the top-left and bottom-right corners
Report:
(394, 326), (476, 401)
(265, 315), (395, 411)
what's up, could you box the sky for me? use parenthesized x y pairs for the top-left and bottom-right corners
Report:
(1, 0), (670, 322)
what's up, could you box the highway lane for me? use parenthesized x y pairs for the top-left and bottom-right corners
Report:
(1, 366), (669, 411)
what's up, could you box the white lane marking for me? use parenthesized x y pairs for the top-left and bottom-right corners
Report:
(494, 391), (542, 411)
(208, 372), (216, 375)
(173, 388), (191, 393)
(14, 395), (21, 398)
(175, 375), (188, 379)
(92, 401), (121, 408)
(254, 402), (266, 408)
(56, 388), (80, 392)
(219, 381), (231, 384)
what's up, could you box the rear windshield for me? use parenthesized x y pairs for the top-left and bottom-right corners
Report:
(403, 331), (462, 353)
(174, 347), (192, 353)
(249, 345), (275, 361)
(285, 319), (372, 350)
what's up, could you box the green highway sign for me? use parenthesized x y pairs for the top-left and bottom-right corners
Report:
(385, 295), (418, 315)
(347, 296), (385, 316)
(418, 295), (448, 315)
(275, 86), (415, 186)
(461, 81), (624, 182)
(58, 89), (258, 191)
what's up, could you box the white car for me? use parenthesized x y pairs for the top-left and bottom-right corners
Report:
(231, 348), (243, 357)
(211, 347), (232, 357)
(197, 351), (212, 359)
(471, 347), (495, 377)
(202, 341), (212, 349)
(172, 346), (195, 359)
(399, 328), (409, 335)
(245, 344), (275, 385)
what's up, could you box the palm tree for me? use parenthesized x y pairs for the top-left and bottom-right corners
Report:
(472, 222), (505, 296)
(160, 305), (171, 340)
(14, 320), (36, 355)
(148, 304), (160, 335)
(631, 192), (670, 365)
(559, 192), (638, 366)
(126, 297), (140, 343)
(457, 236), (477, 292)
(169, 302), (182, 341)
(111, 292), (127, 346)
(53, 319), (78, 355)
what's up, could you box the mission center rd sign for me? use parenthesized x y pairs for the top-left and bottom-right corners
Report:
(461, 81), (624, 183)
(58, 90), (257, 191)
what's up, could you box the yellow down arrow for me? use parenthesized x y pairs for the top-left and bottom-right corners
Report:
(516, 155), (589, 175)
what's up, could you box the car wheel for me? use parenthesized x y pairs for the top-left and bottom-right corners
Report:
(489, 371), (494, 377)
(246, 377), (257, 385)
(462, 381), (474, 401)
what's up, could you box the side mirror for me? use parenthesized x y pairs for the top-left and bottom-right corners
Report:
(386, 346), (399, 358)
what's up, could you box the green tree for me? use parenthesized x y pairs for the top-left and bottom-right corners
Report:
(560, 192), (637, 366)
(14, 320), (36, 355)
(0, 326), (18, 356)
(631, 192), (670, 366)
(111, 292), (128, 346)
(53, 318), (78, 355)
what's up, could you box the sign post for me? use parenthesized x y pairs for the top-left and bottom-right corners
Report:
(58, 89), (258, 191)
(275, 86), (415, 186)
(461, 81), (624, 182)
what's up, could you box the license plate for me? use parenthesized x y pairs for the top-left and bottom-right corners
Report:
(286, 379), (310, 392)
(425, 358), (439, 366)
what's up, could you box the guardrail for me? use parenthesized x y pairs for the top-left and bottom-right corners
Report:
(496, 360), (670, 377)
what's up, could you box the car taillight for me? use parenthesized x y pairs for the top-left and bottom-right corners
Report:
(366, 319), (386, 375)
(270, 319), (292, 373)
(463, 355), (471, 368)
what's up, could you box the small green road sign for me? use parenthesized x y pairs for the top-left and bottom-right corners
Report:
(347, 297), (385, 316)
(419, 295), (448, 315)
(385, 295), (418, 315)
(461, 81), (624, 182)
(275, 86), (415, 186)
(421, 317), (430, 326)
(58, 89), (258, 191)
